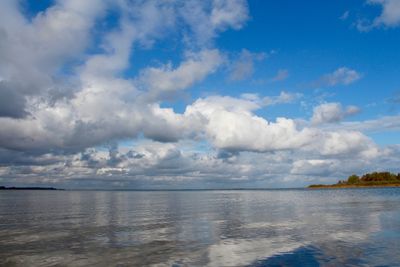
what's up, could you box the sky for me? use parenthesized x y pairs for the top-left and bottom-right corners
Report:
(0, 0), (400, 189)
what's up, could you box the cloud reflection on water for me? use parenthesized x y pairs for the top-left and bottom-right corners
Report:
(0, 189), (400, 266)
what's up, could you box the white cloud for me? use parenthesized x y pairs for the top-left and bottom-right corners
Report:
(0, 0), (247, 152)
(0, 0), (107, 117)
(358, 0), (400, 30)
(180, 0), (249, 47)
(373, 0), (400, 26)
(1, 135), (394, 188)
(315, 130), (378, 157)
(262, 91), (302, 106)
(325, 114), (400, 134)
(317, 67), (361, 87)
(291, 159), (340, 176)
(270, 69), (289, 82)
(311, 102), (360, 125)
(183, 96), (377, 159)
(0, 84), (386, 186)
(139, 49), (224, 100)
(228, 49), (267, 81)
(0, 0), (398, 188)
(211, 0), (249, 30)
(240, 91), (301, 107)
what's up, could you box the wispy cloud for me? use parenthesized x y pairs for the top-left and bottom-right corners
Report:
(270, 69), (289, 82)
(314, 67), (362, 87)
(228, 49), (267, 81)
(340, 10), (350, 21)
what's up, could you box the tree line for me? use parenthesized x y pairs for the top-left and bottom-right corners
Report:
(338, 172), (400, 185)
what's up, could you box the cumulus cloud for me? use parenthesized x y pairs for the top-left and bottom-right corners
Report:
(0, 0), (107, 118)
(186, 97), (307, 153)
(0, 0), (248, 153)
(311, 102), (360, 125)
(0, 0), (397, 188)
(0, 81), (29, 118)
(228, 49), (267, 81)
(181, 96), (377, 160)
(0, 135), (393, 188)
(315, 67), (361, 87)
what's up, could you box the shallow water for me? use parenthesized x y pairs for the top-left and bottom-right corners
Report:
(0, 188), (400, 266)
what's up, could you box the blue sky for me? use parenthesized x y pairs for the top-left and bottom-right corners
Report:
(0, 0), (399, 189)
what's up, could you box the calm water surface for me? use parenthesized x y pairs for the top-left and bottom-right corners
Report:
(1, 188), (400, 266)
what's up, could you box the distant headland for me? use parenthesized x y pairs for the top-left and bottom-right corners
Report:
(308, 172), (400, 188)
(0, 186), (63, 190)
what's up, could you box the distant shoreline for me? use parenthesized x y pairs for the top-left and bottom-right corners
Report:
(308, 184), (400, 189)
(308, 171), (400, 189)
(0, 186), (63, 191)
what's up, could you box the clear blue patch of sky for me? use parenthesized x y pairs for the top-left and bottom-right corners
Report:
(22, 0), (54, 19)
(368, 132), (400, 146)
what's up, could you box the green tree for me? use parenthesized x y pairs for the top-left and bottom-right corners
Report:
(347, 174), (360, 184)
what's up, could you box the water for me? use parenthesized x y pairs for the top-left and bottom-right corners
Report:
(0, 188), (400, 266)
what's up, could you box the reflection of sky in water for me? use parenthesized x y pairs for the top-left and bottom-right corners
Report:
(0, 189), (400, 266)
